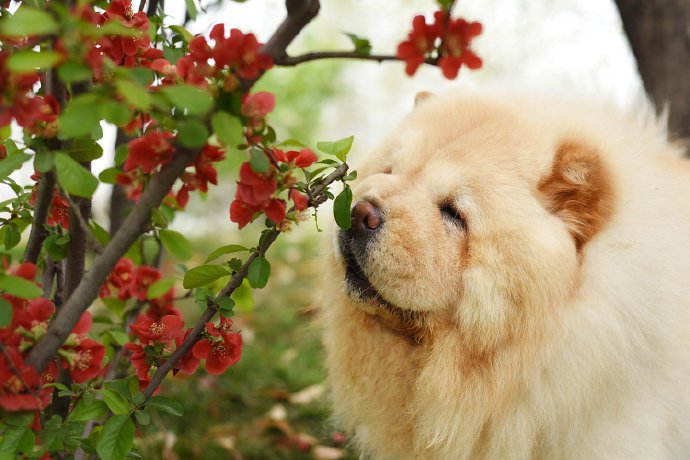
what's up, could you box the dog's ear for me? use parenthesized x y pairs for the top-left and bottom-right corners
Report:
(538, 142), (614, 251)
(414, 91), (435, 107)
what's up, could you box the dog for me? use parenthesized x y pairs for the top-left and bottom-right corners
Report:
(321, 90), (690, 459)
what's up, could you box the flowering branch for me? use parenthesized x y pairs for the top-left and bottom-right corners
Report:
(26, 147), (201, 373)
(23, 172), (56, 264)
(142, 161), (349, 399)
(276, 52), (402, 66)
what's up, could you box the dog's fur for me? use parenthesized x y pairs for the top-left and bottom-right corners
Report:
(321, 91), (690, 459)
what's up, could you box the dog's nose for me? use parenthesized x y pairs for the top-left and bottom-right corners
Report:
(351, 201), (382, 232)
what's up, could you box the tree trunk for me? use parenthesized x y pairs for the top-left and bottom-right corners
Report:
(615, 0), (690, 145)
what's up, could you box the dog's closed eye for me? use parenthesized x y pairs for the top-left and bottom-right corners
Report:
(439, 202), (466, 230)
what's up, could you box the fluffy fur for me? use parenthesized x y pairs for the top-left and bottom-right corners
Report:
(321, 91), (690, 459)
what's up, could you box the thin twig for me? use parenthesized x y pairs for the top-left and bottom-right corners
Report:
(261, 0), (321, 61)
(277, 52), (398, 66)
(142, 162), (349, 399)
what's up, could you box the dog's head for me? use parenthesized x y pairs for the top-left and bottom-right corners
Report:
(336, 91), (614, 349)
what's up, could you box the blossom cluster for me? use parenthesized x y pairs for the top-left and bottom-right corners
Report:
(152, 23), (273, 91)
(396, 10), (483, 79)
(100, 258), (243, 389)
(0, 52), (60, 136)
(0, 263), (105, 413)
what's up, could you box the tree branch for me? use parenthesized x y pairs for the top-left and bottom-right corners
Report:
(276, 52), (400, 66)
(26, 147), (201, 373)
(61, 189), (103, 254)
(23, 171), (55, 264)
(142, 162), (349, 399)
(261, 0), (320, 61)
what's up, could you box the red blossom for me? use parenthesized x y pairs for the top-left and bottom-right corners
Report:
(66, 338), (106, 383)
(396, 11), (482, 79)
(242, 92), (275, 120)
(192, 331), (242, 375)
(265, 199), (286, 224)
(124, 342), (151, 381)
(130, 314), (184, 345)
(124, 131), (175, 174)
(285, 148), (318, 168)
(47, 193), (70, 228)
(173, 328), (200, 375)
(290, 189), (308, 211)
(176, 143), (226, 208)
(0, 348), (53, 411)
(146, 289), (182, 321)
(229, 199), (256, 229)
(132, 265), (162, 301)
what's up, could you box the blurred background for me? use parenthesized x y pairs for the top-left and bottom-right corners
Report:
(5, 0), (685, 457)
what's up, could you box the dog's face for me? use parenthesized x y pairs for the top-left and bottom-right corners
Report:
(335, 92), (613, 349)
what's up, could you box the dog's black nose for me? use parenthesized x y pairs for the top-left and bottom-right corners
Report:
(351, 201), (383, 233)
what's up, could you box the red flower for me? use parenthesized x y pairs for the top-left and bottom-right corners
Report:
(46, 193), (70, 228)
(236, 162), (277, 207)
(124, 342), (151, 380)
(176, 143), (226, 208)
(132, 265), (162, 301)
(229, 199), (256, 229)
(208, 26), (273, 79)
(396, 15), (440, 76)
(98, 0), (152, 68)
(173, 328), (200, 375)
(147, 289), (182, 321)
(290, 189), (308, 211)
(265, 199), (286, 224)
(115, 170), (145, 201)
(124, 131), (175, 174)
(242, 92), (275, 119)
(192, 332), (242, 375)
(130, 314), (184, 345)
(0, 348), (52, 411)
(66, 338), (106, 383)
(101, 258), (136, 300)
(285, 148), (318, 168)
(437, 13), (483, 79)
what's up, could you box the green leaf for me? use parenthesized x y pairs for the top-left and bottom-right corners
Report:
(34, 152), (55, 173)
(0, 153), (31, 180)
(182, 265), (230, 289)
(134, 409), (151, 425)
(68, 138), (103, 162)
(169, 25), (193, 43)
(333, 185), (353, 230)
(249, 148), (269, 173)
(44, 233), (69, 260)
(160, 84), (213, 116)
(7, 51), (61, 72)
(96, 414), (134, 460)
(57, 62), (92, 84)
(101, 101), (132, 126)
(55, 153), (98, 197)
(211, 111), (242, 147)
(3, 222), (20, 249)
(217, 297), (235, 315)
(176, 119), (208, 149)
(316, 136), (354, 162)
(0, 298), (12, 328)
(147, 396), (184, 416)
(232, 279), (254, 313)
(184, 0), (198, 20)
(159, 229), (193, 261)
(0, 8), (58, 36)
(247, 256), (270, 289)
(69, 399), (109, 422)
(58, 94), (102, 139)
(107, 329), (130, 346)
(147, 278), (175, 299)
(344, 32), (372, 56)
(205, 244), (249, 263)
(0, 274), (42, 299)
(90, 221), (110, 245)
(115, 80), (151, 110)
(96, 389), (130, 415)
(0, 427), (28, 454)
(99, 167), (121, 184)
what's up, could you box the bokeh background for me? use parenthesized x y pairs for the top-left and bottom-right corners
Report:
(4, 0), (648, 458)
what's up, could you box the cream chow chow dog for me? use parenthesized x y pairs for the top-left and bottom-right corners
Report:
(321, 90), (690, 459)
